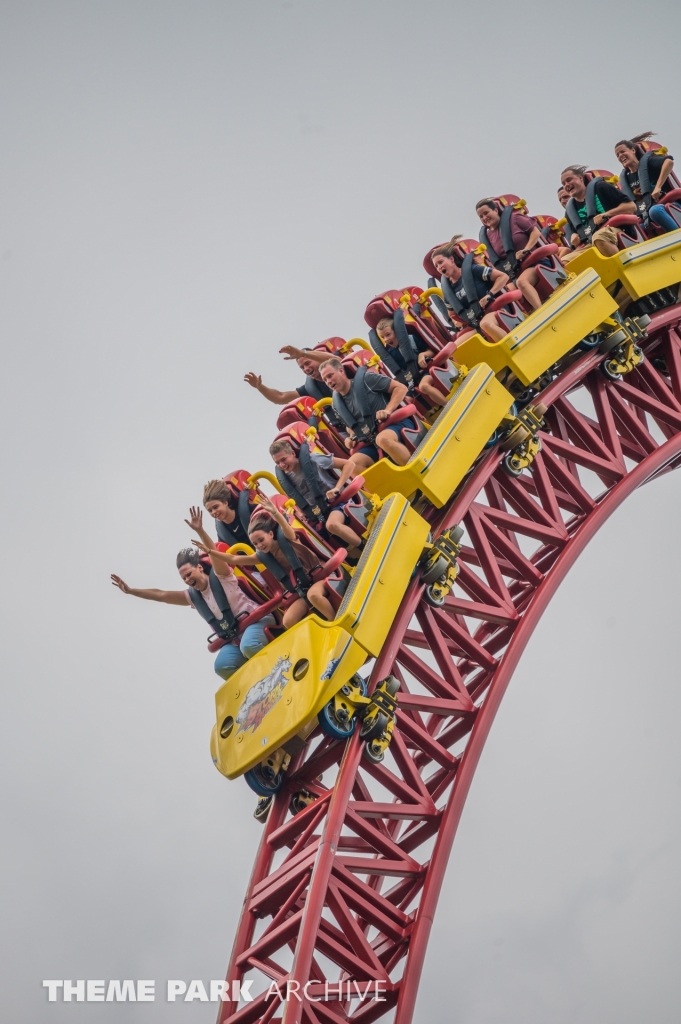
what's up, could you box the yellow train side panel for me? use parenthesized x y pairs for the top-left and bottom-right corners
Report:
(554, 230), (681, 300)
(361, 365), (513, 507)
(333, 495), (430, 655)
(455, 269), (618, 386)
(617, 229), (681, 299)
(214, 619), (368, 779)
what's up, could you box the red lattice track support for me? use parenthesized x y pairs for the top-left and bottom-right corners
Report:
(218, 306), (681, 1024)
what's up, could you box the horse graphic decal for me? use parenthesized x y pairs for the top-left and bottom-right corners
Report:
(235, 656), (292, 735)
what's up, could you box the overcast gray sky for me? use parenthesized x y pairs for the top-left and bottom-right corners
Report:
(2, 2), (681, 1022)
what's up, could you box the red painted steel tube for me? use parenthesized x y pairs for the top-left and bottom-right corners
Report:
(394, 430), (681, 1024)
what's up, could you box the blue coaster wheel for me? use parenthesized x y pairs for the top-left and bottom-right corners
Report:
(577, 332), (601, 351)
(318, 675), (367, 741)
(244, 762), (284, 797)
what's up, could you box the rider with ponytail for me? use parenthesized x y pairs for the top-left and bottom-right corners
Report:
(615, 132), (678, 234)
(430, 235), (511, 342)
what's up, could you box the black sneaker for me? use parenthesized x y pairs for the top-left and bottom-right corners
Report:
(254, 795), (273, 823)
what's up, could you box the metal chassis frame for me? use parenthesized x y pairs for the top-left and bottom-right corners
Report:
(218, 304), (681, 1024)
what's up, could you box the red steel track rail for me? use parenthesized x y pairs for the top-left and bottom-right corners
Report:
(218, 306), (681, 1024)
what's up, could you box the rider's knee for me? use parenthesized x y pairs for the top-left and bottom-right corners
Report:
(213, 644), (245, 680)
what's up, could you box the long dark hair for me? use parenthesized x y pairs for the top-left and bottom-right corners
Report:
(615, 131), (656, 155)
(430, 235), (465, 268)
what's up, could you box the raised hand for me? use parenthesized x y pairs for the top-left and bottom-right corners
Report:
(279, 345), (305, 361)
(191, 539), (210, 553)
(184, 506), (204, 533)
(255, 494), (278, 517)
(111, 574), (132, 594)
(244, 372), (262, 389)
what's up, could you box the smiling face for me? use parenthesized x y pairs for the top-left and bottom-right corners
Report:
(477, 204), (500, 229)
(178, 561), (208, 589)
(320, 361), (349, 393)
(615, 142), (638, 172)
(561, 169), (586, 200)
(297, 356), (320, 377)
(557, 186), (570, 209)
(248, 526), (275, 553)
(205, 499), (235, 524)
(432, 253), (460, 281)
(271, 447), (299, 474)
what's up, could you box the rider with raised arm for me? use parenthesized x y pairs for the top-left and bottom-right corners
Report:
(475, 199), (546, 311)
(373, 317), (447, 408)
(430, 236), (511, 342)
(269, 439), (364, 558)
(560, 165), (637, 260)
(244, 348), (333, 406)
(614, 132), (678, 234)
(194, 496), (335, 628)
(110, 508), (274, 680)
(319, 356), (414, 467)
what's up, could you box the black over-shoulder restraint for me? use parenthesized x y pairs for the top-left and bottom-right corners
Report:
(479, 206), (517, 276)
(275, 444), (333, 525)
(303, 375), (330, 401)
(188, 570), (240, 642)
(214, 491), (253, 548)
(565, 178), (604, 244)
(332, 366), (389, 442)
(256, 528), (321, 601)
(619, 153), (654, 217)
(368, 309), (419, 390)
(441, 253), (489, 328)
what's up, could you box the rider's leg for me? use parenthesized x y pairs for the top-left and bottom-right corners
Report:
(479, 312), (508, 342)
(306, 581), (335, 621)
(417, 375), (446, 407)
(375, 426), (411, 466)
(239, 615), (276, 659)
(326, 509), (362, 555)
(214, 643), (246, 680)
(649, 204), (679, 234)
(517, 267), (543, 310)
(282, 598), (310, 629)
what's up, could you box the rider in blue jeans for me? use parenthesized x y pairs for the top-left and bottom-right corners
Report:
(111, 507), (274, 681)
(615, 133), (679, 234)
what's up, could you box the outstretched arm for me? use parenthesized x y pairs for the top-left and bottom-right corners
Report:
(192, 539), (260, 567)
(279, 345), (331, 366)
(111, 575), (188, 606)
(244, 372), (299, 406)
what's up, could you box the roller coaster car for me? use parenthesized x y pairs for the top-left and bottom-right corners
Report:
(311, 336), (347, 354)
(452, 267), (619, 390)
(275, 394), (348, 457)
(271, 420), (371, 545)
(565, 169), (647, 251)
(365, 286), (451, 350)
(618, 140), (681, 233)
(477, 194), (568, 305)
(563, 229), (681, 316)
(199, 554), (286, 652)
(538, 214), (570, 248)
(336, 353), (428, 456)
(424, 239), (527, 341)
(211, 493), (430, 782)
(361, 363), (514, 507)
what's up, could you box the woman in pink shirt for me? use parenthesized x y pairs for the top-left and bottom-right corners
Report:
(111, 508), (275, 680)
